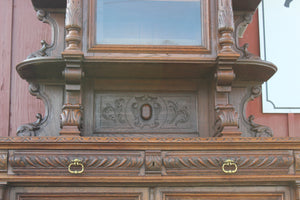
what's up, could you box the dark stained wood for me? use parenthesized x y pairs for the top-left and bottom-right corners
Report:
(232, 0), (261, 12)
(31, 0), (66, 9)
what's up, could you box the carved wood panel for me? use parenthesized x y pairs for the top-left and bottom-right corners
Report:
(9, 150), (144, 176)
(94, 92), (197, 133)
(8, 150), (294, 176)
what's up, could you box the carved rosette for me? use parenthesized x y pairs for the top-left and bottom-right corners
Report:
(215, 104), (241, 137)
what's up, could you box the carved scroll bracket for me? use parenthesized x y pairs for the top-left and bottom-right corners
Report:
(27, 10), (58, 59)
(233, 12), (260, 59)
(239, 86), (273, 137)
(17, 83), (50, 136)
(214, 104), (241, 137)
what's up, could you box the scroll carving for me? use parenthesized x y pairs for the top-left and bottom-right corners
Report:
(240, 86), (273, 137)
(27, 10), (58, 59)
(234, 12), (260, 59)
(95, 93), (196, 133)
(17, 83), (49, 136)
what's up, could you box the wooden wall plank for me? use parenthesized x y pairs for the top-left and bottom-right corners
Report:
(0, 0), (13, 137)
(9, 0), (50, 136)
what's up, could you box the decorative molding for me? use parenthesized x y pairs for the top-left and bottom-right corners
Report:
(215, 104), (241, 137)
(17, 83), (50, 137)
(27, 10), (58, 59)
(9, 151), (144, 175)
(0, 152), (7, 172)
(0, 136), (300, 145)
(240, 86), (273, 137)
(95, 93), (196, 133)
(163, 151), (293, 175)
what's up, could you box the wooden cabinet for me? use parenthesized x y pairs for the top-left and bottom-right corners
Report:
(3, 0), (298, 200)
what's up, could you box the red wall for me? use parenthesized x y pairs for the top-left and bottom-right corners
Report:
(0, 1), (299, 137)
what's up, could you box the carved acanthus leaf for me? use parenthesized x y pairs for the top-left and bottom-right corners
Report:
(60, 104), (83, 130)
(248, 115), (273, 137)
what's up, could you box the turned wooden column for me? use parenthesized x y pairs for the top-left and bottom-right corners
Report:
(214, 0), (241, 137)
(60, 0), (84, 136)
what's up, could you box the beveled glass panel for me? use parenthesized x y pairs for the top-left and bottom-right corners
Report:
(96, 0), (202, 46)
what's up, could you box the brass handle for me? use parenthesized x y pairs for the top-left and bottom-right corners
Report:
(68, 159), (84, 174)
(222, 159), (238, 174)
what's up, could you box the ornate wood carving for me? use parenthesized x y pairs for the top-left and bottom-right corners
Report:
(215, 104), (241, 137)
(17, 83), (50, 136)
(233, 12), (260, 59)
(145, 150), (162, 175)
(27, 10), (58, 59)
(9, 151), (144, 175)
(239, 86), (273, 137)
(162, 151), (294, 176)
(95, 93), (196, 133)
(64, 0), (82, 52)
(218, 0), (240, 56)
(60, 104), (83, 131)
(0, 152), (7, 172)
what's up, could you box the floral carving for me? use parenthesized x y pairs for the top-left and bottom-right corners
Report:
(167, 101), (190, 126)
(60, 104), (83, 130)
(102, 98), (126, 123)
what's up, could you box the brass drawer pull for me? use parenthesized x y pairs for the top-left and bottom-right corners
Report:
(222, 159), (238, 174)
(68, 159), (84, 174)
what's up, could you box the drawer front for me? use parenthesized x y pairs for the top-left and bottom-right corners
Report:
(9, 150), (294, 176)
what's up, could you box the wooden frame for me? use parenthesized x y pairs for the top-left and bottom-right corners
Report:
(87, 0), (211, 54)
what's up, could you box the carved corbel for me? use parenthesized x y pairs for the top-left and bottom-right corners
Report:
(27, 9), (58, 59)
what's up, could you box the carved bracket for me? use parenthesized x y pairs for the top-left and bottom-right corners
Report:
(239, 86), (273, 137)
(215, 104), (241, 137)
(27, 10), (58, 59)
(215, 66), (235, 93)
(17, 83), (49, 136)
(233, 12), (260, 59)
